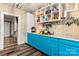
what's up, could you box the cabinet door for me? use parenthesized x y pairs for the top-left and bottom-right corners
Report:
(27, 33), (38, 47)
(27, 33), (32, 45)
(59, 38), (79, 47)
(39, 35), (51, 55)
(28, 34), (51, 55)
(50, 37), (59, 56)
(31, 34), (38, 47)
(27, 33), (34, 46)
(33, 34), (41, 50)
(59, 43), (79, 56)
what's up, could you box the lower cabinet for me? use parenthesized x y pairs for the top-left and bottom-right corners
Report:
(59, 39), (79, 56)
(59, 43), (79, 56)
(27, 33), (51, 55)
(27, 33), (79, 56)
(27, 33), (34, 46)
(27, 33), (40, 49)
(32, 34), (40, 49)
(50, 37), (59, 56)
(39, 36), (51, 55)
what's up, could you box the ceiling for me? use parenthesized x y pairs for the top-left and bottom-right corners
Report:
(3, 3), (48, 13)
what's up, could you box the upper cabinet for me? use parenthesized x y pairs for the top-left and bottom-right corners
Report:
(35, 3), (79, 23)
(66, 3), (75, 10)
(51, 3), (59, 20)
(45, 5), (51, 21)
(61, 3), (79, 17)
(35, 3), (61, 23)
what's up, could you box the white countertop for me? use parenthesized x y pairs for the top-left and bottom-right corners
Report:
(50, 35), (79, 42)
(28, 33), (79, 42)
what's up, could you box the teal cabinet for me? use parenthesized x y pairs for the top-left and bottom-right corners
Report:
(27, 33), (51, 55)
(59, 43), (79, 56)
(50, 37), (59, 56)
(27, 33), (79, 56)
(59, 38), (79, 56)
(27, 33), (40, 49)
(32, 34), (40, 49)
(59, 38), (79, 47)
(27, 33), (34, 46)
(39, 36), (51, 55)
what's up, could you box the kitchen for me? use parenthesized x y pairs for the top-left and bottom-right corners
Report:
(27, 3), (79, 56)
(0, 3), (79, 56)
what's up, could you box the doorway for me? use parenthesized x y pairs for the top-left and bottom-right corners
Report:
(4, 22), (10, 37)
(4, 14), (18, 48)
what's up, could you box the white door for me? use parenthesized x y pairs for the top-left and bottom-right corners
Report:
(4, 22), (10, 37)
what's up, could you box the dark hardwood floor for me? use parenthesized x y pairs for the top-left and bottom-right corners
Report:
(0, 44), (46, 56)
(0, 37), (46, 56)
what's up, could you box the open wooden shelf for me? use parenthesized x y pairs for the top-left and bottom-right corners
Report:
(35, 3), (61, 24)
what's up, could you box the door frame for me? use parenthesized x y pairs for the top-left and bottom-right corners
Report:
(0, 12), (21, 49)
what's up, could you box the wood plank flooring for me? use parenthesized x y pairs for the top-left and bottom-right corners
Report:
(0, 44), (46, 56)
(1, 37), (46, 56)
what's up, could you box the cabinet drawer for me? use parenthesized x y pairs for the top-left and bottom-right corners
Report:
(59, 38), (79, 47)
(59, 43), (79, 56)
(51, 37), (59, 42)
(51, 44), (58, 56)
(50, 37), (59, 56)
(27, 33), (33, 45)
(39, 36), (51, 55)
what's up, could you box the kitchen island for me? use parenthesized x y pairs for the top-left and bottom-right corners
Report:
(27, 33), (79, 56)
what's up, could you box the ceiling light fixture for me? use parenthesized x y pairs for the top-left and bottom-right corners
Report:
(13, 3), (23, 8)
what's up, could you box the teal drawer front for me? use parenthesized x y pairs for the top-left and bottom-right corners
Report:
(33, 34), (40, 49)
(37, 35), (50, 55)
(59, 38), (79, 47)
(27, 33), (34, 47)
(59, 43), (79, 56)
(50, 37), (59, 56)
(27, 33), (33, 45)
(27, 33), (40, 49)
(51, 44), (58, 56)
(50, 37), (58, 42)
(27, 33), (51, 55)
